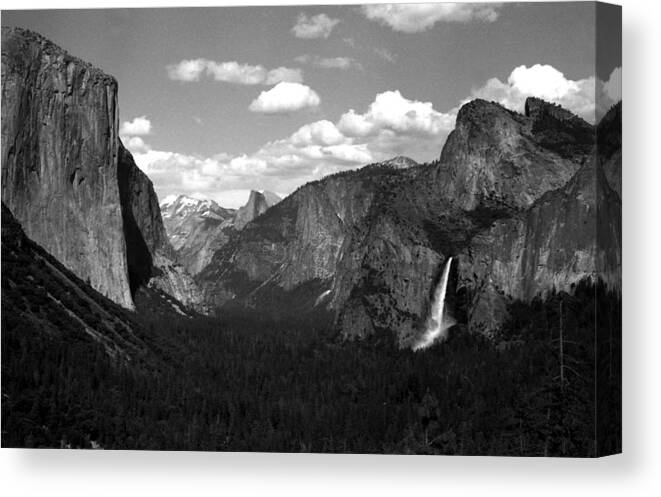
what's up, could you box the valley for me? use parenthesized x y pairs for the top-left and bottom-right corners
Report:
(0, 25), (621, 456)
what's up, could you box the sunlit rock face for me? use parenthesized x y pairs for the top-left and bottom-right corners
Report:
(159, 191), (280, 277)
(233, 190), (280, 230)
(460, 155), (621, 333)
(435, 98), (590, 211)
(1, 27), (133, 308)
(197, 161), (414, 311)
(118, 145), (207, 313)
(160, 195), (236, 276)
(199, 99), (620, 344)
(1, 27), (204, 312)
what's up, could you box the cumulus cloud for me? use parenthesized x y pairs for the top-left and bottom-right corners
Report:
(338, 90), (455, 138)
(119, 116), (152, 136)
(469, 63), (622, 122)
(123, 136), (150, 154)
(166, 59), (207, 82)
(290, 120), (348, 147)
(291, 13), (340, 39)
(134, 89), (454, 204)
(136, 62), (620, 208)
(295, 54), (360, 70)
(249, 82), (321, 114)
(167, 58), (303, 85)
(362, 3), (500, 33)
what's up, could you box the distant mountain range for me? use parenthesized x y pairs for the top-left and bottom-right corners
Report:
(1, 26), (621, 349)
(159, 191), (280, 275)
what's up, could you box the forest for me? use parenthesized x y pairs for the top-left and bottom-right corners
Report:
(1, 277), (620, 456)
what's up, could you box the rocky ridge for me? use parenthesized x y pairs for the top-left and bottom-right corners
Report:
(159, 191), (279, 276)
(198, 99), (621, 345)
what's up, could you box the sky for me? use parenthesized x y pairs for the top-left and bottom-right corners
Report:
(2, 3), (621, 208)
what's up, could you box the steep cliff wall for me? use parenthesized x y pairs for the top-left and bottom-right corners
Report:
(459, 154), (621, 333)
(435, 99), (588, 211)
(118, 140), (207, 312)
(333, 98), (605, 342)
(200, 97), (620, 345)
(1, 27), (133, 308)
(1, 27), (204, 313)
(198, 163), (410, 310)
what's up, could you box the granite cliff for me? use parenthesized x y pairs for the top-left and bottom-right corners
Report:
(1, 27), (133, 308)
(1, 27), (203, 312)
(198, 159), (419, 312)
(1, 203), (148, 361)
(198, 98), (621, 345)
(233, 190), (280, 230)
(160, 190), (279, 276)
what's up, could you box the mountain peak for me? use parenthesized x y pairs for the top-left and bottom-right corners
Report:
(381, 156), (418, 169)
(454, 99), (522, 130)
(159, 195), (230, 222)
(234, 190), (279, 230)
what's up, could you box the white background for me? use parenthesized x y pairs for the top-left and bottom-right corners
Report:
(1, 1), (659, 495)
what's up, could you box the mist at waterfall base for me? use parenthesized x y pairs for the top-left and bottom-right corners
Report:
(412, 257), (455, 351)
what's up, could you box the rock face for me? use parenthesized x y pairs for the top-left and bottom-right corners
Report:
(117, 146), (207, 312)
(1, 27), (133, 308)
(435, 99), (589, 211)
(1, 27), (203, 312)
(199, 99), (621, 346)
(597, 102), (622, 197)
(198, 163), (411, 310)
(460, 154), (621, 333)
(233, 190), (280, 230)
(1, 203), (147, 360)
(160, 195), (236, 276)
(160, 190), (280, 276)
(380, 156), (419, 170)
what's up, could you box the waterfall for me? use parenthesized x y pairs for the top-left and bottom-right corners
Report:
(413, 256), (454, 351)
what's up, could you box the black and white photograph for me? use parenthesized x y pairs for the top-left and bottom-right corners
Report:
(1, 2), (621, 458)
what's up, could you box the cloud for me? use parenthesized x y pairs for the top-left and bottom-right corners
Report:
(136, 63), (619, 210)
(290, 120), (348, 147)
(249, 82), (321, 114)
(134, 89), (454, 204)
(292, 13), (340, 39)
(123, 136), (150, 154)
(362, 3), (500, 33)
(166, 59), (207, 82)
(265, 66), (304, 85)
(469, 63), (622, 122)
(295, 54), (360, 70)
(337, 90), (455, 138)
(119, 116), (152, 136)
(167, 58), (303, 85)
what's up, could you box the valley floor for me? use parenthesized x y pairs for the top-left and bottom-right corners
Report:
(1, 283), (621, 456)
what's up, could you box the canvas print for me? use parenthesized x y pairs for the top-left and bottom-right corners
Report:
(1, 2), (621, 456)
